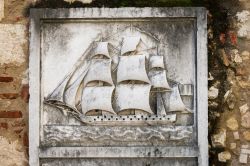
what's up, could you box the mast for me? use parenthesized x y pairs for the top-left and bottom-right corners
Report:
(63, 42), (112, 112)
(80, 41), (115, 115)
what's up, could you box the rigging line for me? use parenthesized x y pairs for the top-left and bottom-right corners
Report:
(47, 38), (97, 98)
(168, 78), (181, 85)
(140, 40), (158, 56)
(161, 93), (168, 114)
(132, 26), (160, 42)
(103, 25), (131, 41)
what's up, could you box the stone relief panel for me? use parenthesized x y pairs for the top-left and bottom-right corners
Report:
(42, 19), (195, 145)
(29, 8), (207, 166)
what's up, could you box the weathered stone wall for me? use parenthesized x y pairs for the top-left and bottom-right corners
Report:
(0, 0), (249, 165)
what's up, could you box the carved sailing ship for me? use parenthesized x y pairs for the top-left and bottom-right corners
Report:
(45, 32), (192, 125)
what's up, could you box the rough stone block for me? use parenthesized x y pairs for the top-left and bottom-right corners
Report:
(212, 129), (226, 147)
(233, 131), (240, 140)
(218, 151), (231, 162)
(239, 153), (248, 164)
(0, 0), (3, 21)
(0, 24), (26, 66)
(240, 104), (249, 115)
(0, 122), (8, 129)
(226, 117), (238, 130)
(243, 131), (250, 141)
(64, 0), (92, 3)
(241, 111), (250, 128)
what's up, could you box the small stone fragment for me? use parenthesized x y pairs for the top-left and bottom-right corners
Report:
(218, 151), (231, 162)
(241, 112), (250, 128)
(208, 72), (214, 81)
(241, 51), (250, 60)
(64, 0), (92, 3)
(243, 131), (250, 141)
(233, 131), (240, 140)
(239, 153), (248, 164)
(212, 129), (226, 147)
(241, 148), (250, 154)
(234, 54), (243, 63)
(230, 143), (237, 149)
(227, 94), (236, 109)
(242, 145), (249, 149)
(208, 101), (218, 108)
(0, 0), (3, 21)
(226, 117), (238, 130)
(240, 104), (249, 115)
(219, 49), (230, 66)
(208, 86), (219, 100)
(224, 89), (232, 102)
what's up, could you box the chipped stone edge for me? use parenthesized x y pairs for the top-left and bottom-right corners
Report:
(29, 7), (208, 166)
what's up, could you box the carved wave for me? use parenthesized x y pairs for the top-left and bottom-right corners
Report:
(43, 125), (193, 146)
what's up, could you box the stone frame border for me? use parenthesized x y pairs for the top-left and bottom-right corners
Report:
(29, 7), (207, 166)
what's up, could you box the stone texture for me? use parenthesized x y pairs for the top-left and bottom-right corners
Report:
(0, 24), (26, 65)
(241, 51), (250, 60)
(237, 10), (250, 38)
(0, 0), (3, 21)
(241, 111), (250, 128)
(64, 0), (92, 3)
(212, 129), (226, 147)
(218, 49), (230, 66)
(233, 131), (240, 140)
(218, 151), (231, 162)
(243, 131), (250, 141)
(240, 104), (249, 115)
(226, 117), (239, 130)
(208, 86), (219, 99)
(239, 153), (248, 164)
(0, 136), (27, 166)
(230, 143), (237, 149)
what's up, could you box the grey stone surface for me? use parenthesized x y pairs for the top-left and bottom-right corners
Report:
(29, 7), (207, 166)
(41, 158), (197, 166)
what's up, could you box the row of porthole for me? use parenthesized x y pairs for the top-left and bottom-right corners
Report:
(95, 115), (169, 119)
(92, 117), (171, 121)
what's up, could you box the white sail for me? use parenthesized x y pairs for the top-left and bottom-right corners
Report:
(149, 55), (165, 69)
(92, 42), (110, 58)
(84, 59), (114, 86)
(45, 74), (71, 103)
(168, 85), (192, 113)
(63, 62), (90, 111)
(149, 70), (171, 90)
(121, 36), (141, 55)
(81, 86), (116, 115)
(117, 54), (150, 83)
(115, 84), (153, 114)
